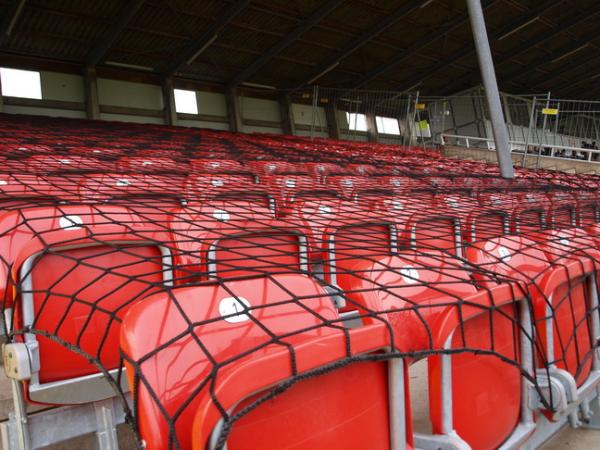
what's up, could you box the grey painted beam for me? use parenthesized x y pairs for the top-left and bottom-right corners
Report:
(226, 88), (243, 132)
(1, 0), (27, 39)
(279, 94), (296, 135)
(83, 66), (100, 120)
(325, 104), (340, 140)
(366, 113), (378, 143)
(294, 0), (423, 89)
(227, 0), (344, 89)
(86, 0), (146, 67)
(162, 0), (251, 77)
(345, 0), (499, 90)
(467, 0), (513, 178)
(161, 77), (177, 126)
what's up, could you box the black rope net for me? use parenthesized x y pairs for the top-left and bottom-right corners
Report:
(1, 113), (600, 450)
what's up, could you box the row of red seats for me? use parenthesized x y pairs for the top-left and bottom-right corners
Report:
(1, 113), (599, 191)
(3, 193), (600, 447)
(1, 112), (600, 450)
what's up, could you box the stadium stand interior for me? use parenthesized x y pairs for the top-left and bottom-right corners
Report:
(0, 1), (599, 450)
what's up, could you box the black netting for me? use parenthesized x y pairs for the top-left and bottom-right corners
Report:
(1, 113), (599, 450)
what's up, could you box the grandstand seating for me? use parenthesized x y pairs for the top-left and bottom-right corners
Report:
(0, 113), (599, 450)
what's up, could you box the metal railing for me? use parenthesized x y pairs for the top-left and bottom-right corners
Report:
(441, 133), (600, 164)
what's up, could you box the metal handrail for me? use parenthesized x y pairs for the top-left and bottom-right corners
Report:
(441, 133), (600, 163)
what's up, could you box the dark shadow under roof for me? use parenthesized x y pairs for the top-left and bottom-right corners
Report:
(0, 0), (598, 99)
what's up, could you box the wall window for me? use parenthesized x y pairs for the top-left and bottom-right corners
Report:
(376, 116), (400, 135)
(174, 89), (198, 114)
(345, 112), (368, 132)
(0, 67), (42, 99)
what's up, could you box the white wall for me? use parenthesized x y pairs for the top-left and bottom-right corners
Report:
(240, 97), (282, 134)
(292, 103), (328, 132)
(41, 71), (84, 102)
(197, 91), (227, 116)
(0, 67), (348, 140)
(97, 78), (163, 110)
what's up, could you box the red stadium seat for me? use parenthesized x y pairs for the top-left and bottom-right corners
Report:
(326, 176), (371, 200)
(264, 174), (338, 212)
(117, 157), (188, 173)
(26, 155), (108, 173)
(169, 200), (310, 282)
(401, 195), (467, 256)
(248, 160), (308, 178)
(2, 205), (172, 405)
(79, 173), (184, 204)
(120, 276), (404, 450)
(184, 173), (271, 208)
(190, 159), (254, 175)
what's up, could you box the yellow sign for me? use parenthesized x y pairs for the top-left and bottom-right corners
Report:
(415, 103), (426, 110)
(418, 120), (429, 130)
(542, 108), (559, 115)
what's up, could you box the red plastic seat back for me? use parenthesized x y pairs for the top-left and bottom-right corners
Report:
(184, 174), (270, 208)
(5, 206), (171, 402)
(326, 176), (369, 200)
(404, 201), (462, 255)
(465, 210), (509, 242)
(27, 155), (106, 173)
(249, 160), (307, 177)
(429, 304), (522, 450)
(120, 275), (344, 450)
(322, 209), (399, 285)
(466, 236), (549, 288)
(170, 201), (309, 281)
(117, 157), (186, 173)
(24, 245), (164, 386)
(528, 229), (599, 385)
(515, 208), (546, 234)
(189, 159), (253, 175)
(264, 175), (336, 211)
(79, 173), (183, 203)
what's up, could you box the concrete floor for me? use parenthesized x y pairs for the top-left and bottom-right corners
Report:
(541, 427), (600, 449)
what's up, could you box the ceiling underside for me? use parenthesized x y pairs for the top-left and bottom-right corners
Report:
(0, 0), (598, 99)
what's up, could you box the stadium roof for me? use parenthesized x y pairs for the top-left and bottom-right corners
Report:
(0, 0), (598, 98)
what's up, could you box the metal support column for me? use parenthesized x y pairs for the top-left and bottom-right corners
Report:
(466, 0), (514, 178)
(226, 88), (243, 133)
(161, 77), (177, 126)
(325, 104), (340, 140)
(83, 66), (100, 120)
(279, 93), (296, 136)
(366, 113), (379, 143)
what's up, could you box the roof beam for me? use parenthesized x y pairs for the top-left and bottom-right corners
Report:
(1, 0), (27, 40)
(162, 0), (251, 77)
(344, 0), (499, 91)
(293, 0), (424, 89)
(86, 0), (146, 67)
(525, 54), (596, 90)
(551, 63), (600, 97)
(370, 0), (562, 94)
(441, 5), (600, 94)
(227, 0), (345, 89)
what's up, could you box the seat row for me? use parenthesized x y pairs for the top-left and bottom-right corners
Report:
(2, 194), (600, 449)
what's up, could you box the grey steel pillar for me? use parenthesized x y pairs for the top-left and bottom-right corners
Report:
(466, 0), (514, 178)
